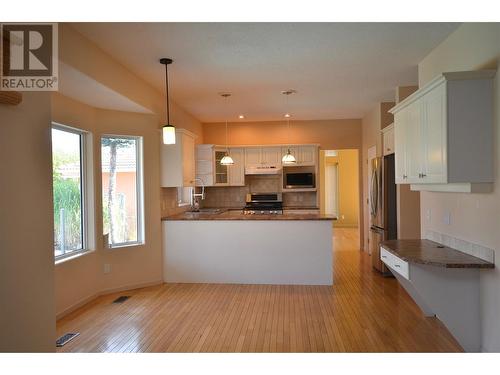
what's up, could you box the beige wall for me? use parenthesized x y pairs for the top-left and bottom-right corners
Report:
(203, 119), (361, 149)
(418, 23), (500, 352)
(0, 92), (55, 352)
(320, 150), (359, 227)
(52, 93), (164, 316)
(52, 25), (203, 317)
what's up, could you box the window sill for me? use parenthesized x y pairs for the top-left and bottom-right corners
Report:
(106, 241), (145, 250)
(55, 249), (95, 265)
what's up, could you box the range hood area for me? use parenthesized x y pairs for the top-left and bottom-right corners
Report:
(245, 165), (282, 175)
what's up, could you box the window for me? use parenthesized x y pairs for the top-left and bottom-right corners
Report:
(101, 135), (144, 247)
(52, 124), (93, 260)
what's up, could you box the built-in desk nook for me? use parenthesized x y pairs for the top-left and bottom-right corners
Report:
(380, 239), (494, 352)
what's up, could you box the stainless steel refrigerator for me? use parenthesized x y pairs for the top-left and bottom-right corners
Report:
(369, 153), (397, 274)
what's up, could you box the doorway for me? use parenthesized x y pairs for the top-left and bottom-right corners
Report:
(320, 149), (360, 231)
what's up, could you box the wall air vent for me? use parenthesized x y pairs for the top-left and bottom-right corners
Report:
(113, 296), (131, 304)
(56, 332), (80, 347)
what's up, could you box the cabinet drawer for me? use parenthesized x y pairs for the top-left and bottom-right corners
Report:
(380, 247), (409, 280)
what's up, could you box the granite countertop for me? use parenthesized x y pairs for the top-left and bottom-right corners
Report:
(162, 209), (336, 221)
(380, 239), (494, 269)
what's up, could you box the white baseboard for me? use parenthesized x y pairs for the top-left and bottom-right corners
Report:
(56, 280), (163, 320)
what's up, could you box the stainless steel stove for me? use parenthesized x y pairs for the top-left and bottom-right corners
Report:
(243, 193), (283, 215)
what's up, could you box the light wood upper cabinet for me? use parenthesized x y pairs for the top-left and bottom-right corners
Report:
(390, 71), (495, 193)
(161, 129), (196, 188)
(382, 124), (395, 156)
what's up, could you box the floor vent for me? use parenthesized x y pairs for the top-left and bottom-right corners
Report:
(56, 332), (80, 347)
(113, 295), (131, 304)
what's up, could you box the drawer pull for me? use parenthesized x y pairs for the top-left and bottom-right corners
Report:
(381, 255), (387, 258)
(394, 264), (401, 268)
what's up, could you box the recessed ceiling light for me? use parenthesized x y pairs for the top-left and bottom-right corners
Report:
(239, 115), (245, 119)
(284, 113), (291, 118)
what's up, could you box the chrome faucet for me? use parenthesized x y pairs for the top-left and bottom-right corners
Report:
(191, 178), (205, 211)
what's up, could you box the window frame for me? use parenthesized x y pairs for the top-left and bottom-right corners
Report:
(52, 122), (95, 263)
(100, 134), (145, 249)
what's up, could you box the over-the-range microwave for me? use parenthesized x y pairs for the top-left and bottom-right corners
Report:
(284, 172), (315, 189)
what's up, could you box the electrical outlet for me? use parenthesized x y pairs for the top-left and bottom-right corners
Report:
(443, 212), (451, 225)
(104, 264), (111, 274)
(426, 209), (431, 222)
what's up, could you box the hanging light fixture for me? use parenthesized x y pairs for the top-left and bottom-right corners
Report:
(219, 93), (234, 166)
(282, 89), (297, 164)
(160, 58), (176, 144)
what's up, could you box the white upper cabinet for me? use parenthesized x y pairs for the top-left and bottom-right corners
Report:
(245, 147), (282, 166)
(298, 145), (317, 165)
(393, 112), (407, 184)
(421, 82), (447, 184)
(228, 148), (245, 186)
(195, 145), (245, 187)
(280, 145), (318, 166)
(405, 100), (423, 183)
(262, 147), (282, 165)
(244, 148), (262, 166)
(381, 124), (395, 156)
(161, 129), (196, 188)
(389, 71), (495, 193)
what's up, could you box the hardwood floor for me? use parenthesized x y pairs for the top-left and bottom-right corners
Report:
(56, 228), (462, 352)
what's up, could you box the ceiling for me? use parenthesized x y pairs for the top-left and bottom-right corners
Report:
(72, 22), (459, 122)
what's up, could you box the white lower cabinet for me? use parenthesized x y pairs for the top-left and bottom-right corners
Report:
(389, 71), (495, 192)
(380, 247), (409, 280)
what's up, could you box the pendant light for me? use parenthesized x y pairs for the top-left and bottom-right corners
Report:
(220, 93), (234, 166)
(282, 90), (297, 164)
(160, 58), (175, 144)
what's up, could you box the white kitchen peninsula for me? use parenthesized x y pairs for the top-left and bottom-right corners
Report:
(162, 211), (334, 285)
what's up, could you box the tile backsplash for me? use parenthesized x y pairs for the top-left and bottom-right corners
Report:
(160, 187), (190, 217)
(201, 175), (318, 209)
(425, 230), (495, 263)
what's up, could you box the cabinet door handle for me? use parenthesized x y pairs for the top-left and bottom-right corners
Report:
(381, 255), (387, 258)
(394, 264), (401, 268)
(403, 174), (407, 179)
(421, 173), (427, 178)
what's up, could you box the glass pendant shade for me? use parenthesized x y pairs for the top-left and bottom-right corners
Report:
(162, 124), (176, 145)
(282, 148), (297, 164)
(220, 153), (234, 166)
